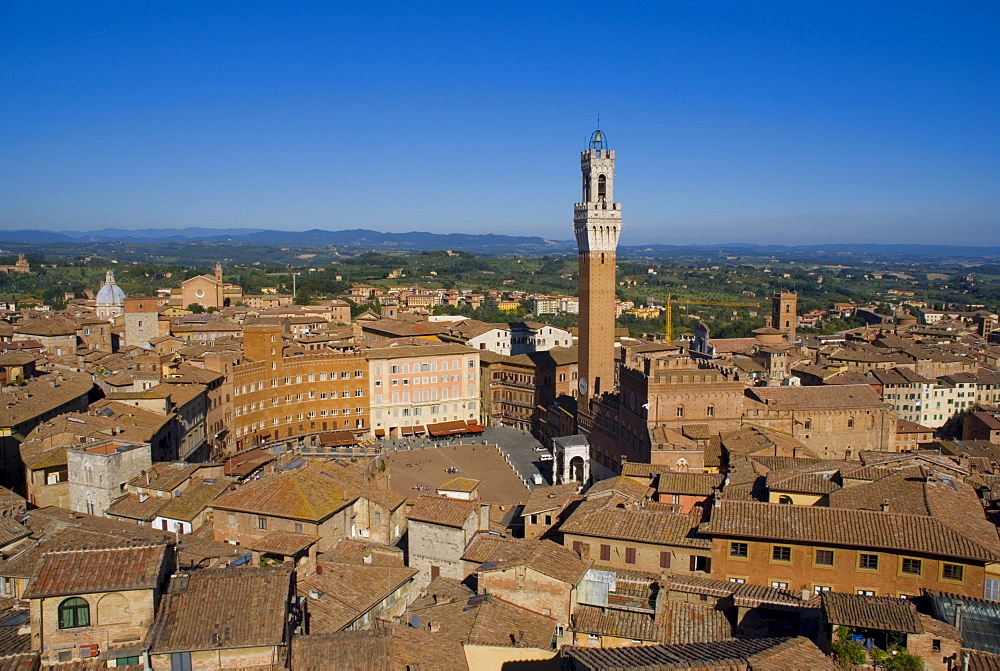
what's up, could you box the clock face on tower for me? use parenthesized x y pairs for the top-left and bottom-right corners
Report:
(629, 391), (636, 411)
(578, 377), (588, 397)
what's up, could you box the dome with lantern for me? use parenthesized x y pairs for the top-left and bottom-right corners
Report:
(95, 269), (126, 319)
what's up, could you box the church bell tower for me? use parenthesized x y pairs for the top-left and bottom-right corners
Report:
(574, 129), (622, 399)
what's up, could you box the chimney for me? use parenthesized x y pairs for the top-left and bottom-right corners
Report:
(428, 621), (440, 633)
(880, 499), (890, 512)
(954, 601), (964, 632)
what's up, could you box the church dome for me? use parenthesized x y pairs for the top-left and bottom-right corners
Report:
(96, 270), (126, 306)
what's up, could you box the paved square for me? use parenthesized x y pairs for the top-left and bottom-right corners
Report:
(385, 444), (530, 504)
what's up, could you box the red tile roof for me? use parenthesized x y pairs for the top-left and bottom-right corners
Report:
(22, 543), (169, 599)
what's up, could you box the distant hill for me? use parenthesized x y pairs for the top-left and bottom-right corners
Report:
(0, 227), (997, 259)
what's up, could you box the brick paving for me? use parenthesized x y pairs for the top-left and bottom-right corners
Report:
(385, 443), (531, 504)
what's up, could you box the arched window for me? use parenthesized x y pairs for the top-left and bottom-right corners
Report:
(676, 406), (684, 418)
(597, 174), (607, 200)
(706, 405), (715, 418)
(847, 417), (855, 429)
(58, 597), (90, 629)
(778, 495), (793, 505)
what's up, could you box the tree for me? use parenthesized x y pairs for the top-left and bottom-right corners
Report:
(831, 627), (867, 668)
(872, 646), (924, 670)
(187, 303), (205, 314)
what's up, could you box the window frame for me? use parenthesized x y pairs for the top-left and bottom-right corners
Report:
(941, 563), (965, 583)
(770, 545), (792, 563)
(858, 553), (880, 572)
(729, 541), (749, 560)
(899, 557), (922, 577)
(58, 597), (90, 629)
(814, 549), (835, 568)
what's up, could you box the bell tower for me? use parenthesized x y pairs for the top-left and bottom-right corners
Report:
(574, 129), (622, 399)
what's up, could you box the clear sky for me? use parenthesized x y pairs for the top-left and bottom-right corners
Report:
(1, 1), (997, 245)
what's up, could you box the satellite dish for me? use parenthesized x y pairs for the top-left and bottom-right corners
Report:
(409, 615), (420, 628)
(578, 377), (588, 397)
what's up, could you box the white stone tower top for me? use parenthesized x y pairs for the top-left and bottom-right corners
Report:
(573, 129), (622, 253)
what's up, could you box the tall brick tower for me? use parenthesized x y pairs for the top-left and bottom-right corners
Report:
(574, 129), (621, 399)
(771, 291), (798, 342)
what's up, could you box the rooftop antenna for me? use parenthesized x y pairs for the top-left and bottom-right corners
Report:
(597, 113), (600, 129)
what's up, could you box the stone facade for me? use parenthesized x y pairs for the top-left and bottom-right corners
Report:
(123, 296), (165, 349)
(407, 498), (487, 588)
(67, 439), (152, 517)
(743, 385), (896, 459)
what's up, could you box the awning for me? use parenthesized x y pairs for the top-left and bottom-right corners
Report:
(375, 429), (386, 438)
(427, 420), (487, 437)
(318, 430), (359, 448)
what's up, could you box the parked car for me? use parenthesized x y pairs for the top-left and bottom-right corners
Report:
(539, 453), (554, 461)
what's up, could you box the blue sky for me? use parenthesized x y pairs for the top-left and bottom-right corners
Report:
(1, 1), (997, 245)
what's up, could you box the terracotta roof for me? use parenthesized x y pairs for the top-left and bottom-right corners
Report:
(290, 626), (468, 671)
(521, 482), (582, 516)
(573, 604), (658, 641)
(128, 462), (203, 491)
(0, 373), (93, 431)
(246, 531), (318, 556)
(156, 477), (232, 522)
(476, 539), (592, 585)
(766, 471), (839, 495)
(16, 506), (240, 569)
(0, 519), (29, 548)
(563, 636), (834, 670)
(21, 543), (169, 598)
(658, 600), (734, 644)
(105, 493), (169, 522)
(719, 427), (814, 459)
(296, 563), (418, 633)
(585, 475), (653, 502)
(655, 472), (724, 496)
(744, 636), (838, 670)
(13, 316), (78, 336)
(747, 384), (887, 410)
(822, 592), (922, 633)
(327, 538), (405, 566)
(462, 534), (532, 565)
(664, 574), (805, 608)
(436, 477), (480, 493)
(562, 506), (711, 549)
(147, 566), (291, 653)
(828, 467), (1000, 556)
(222, 448), (275, 478)
(701, 500), (1000, 562)
(406, 495), (480, 529)
(407, 592), (556, 650)
(211, 462), (355, 522)
(408, 576), (475, 611)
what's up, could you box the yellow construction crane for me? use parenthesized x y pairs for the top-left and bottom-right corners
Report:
(651, 293), (761, 343)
